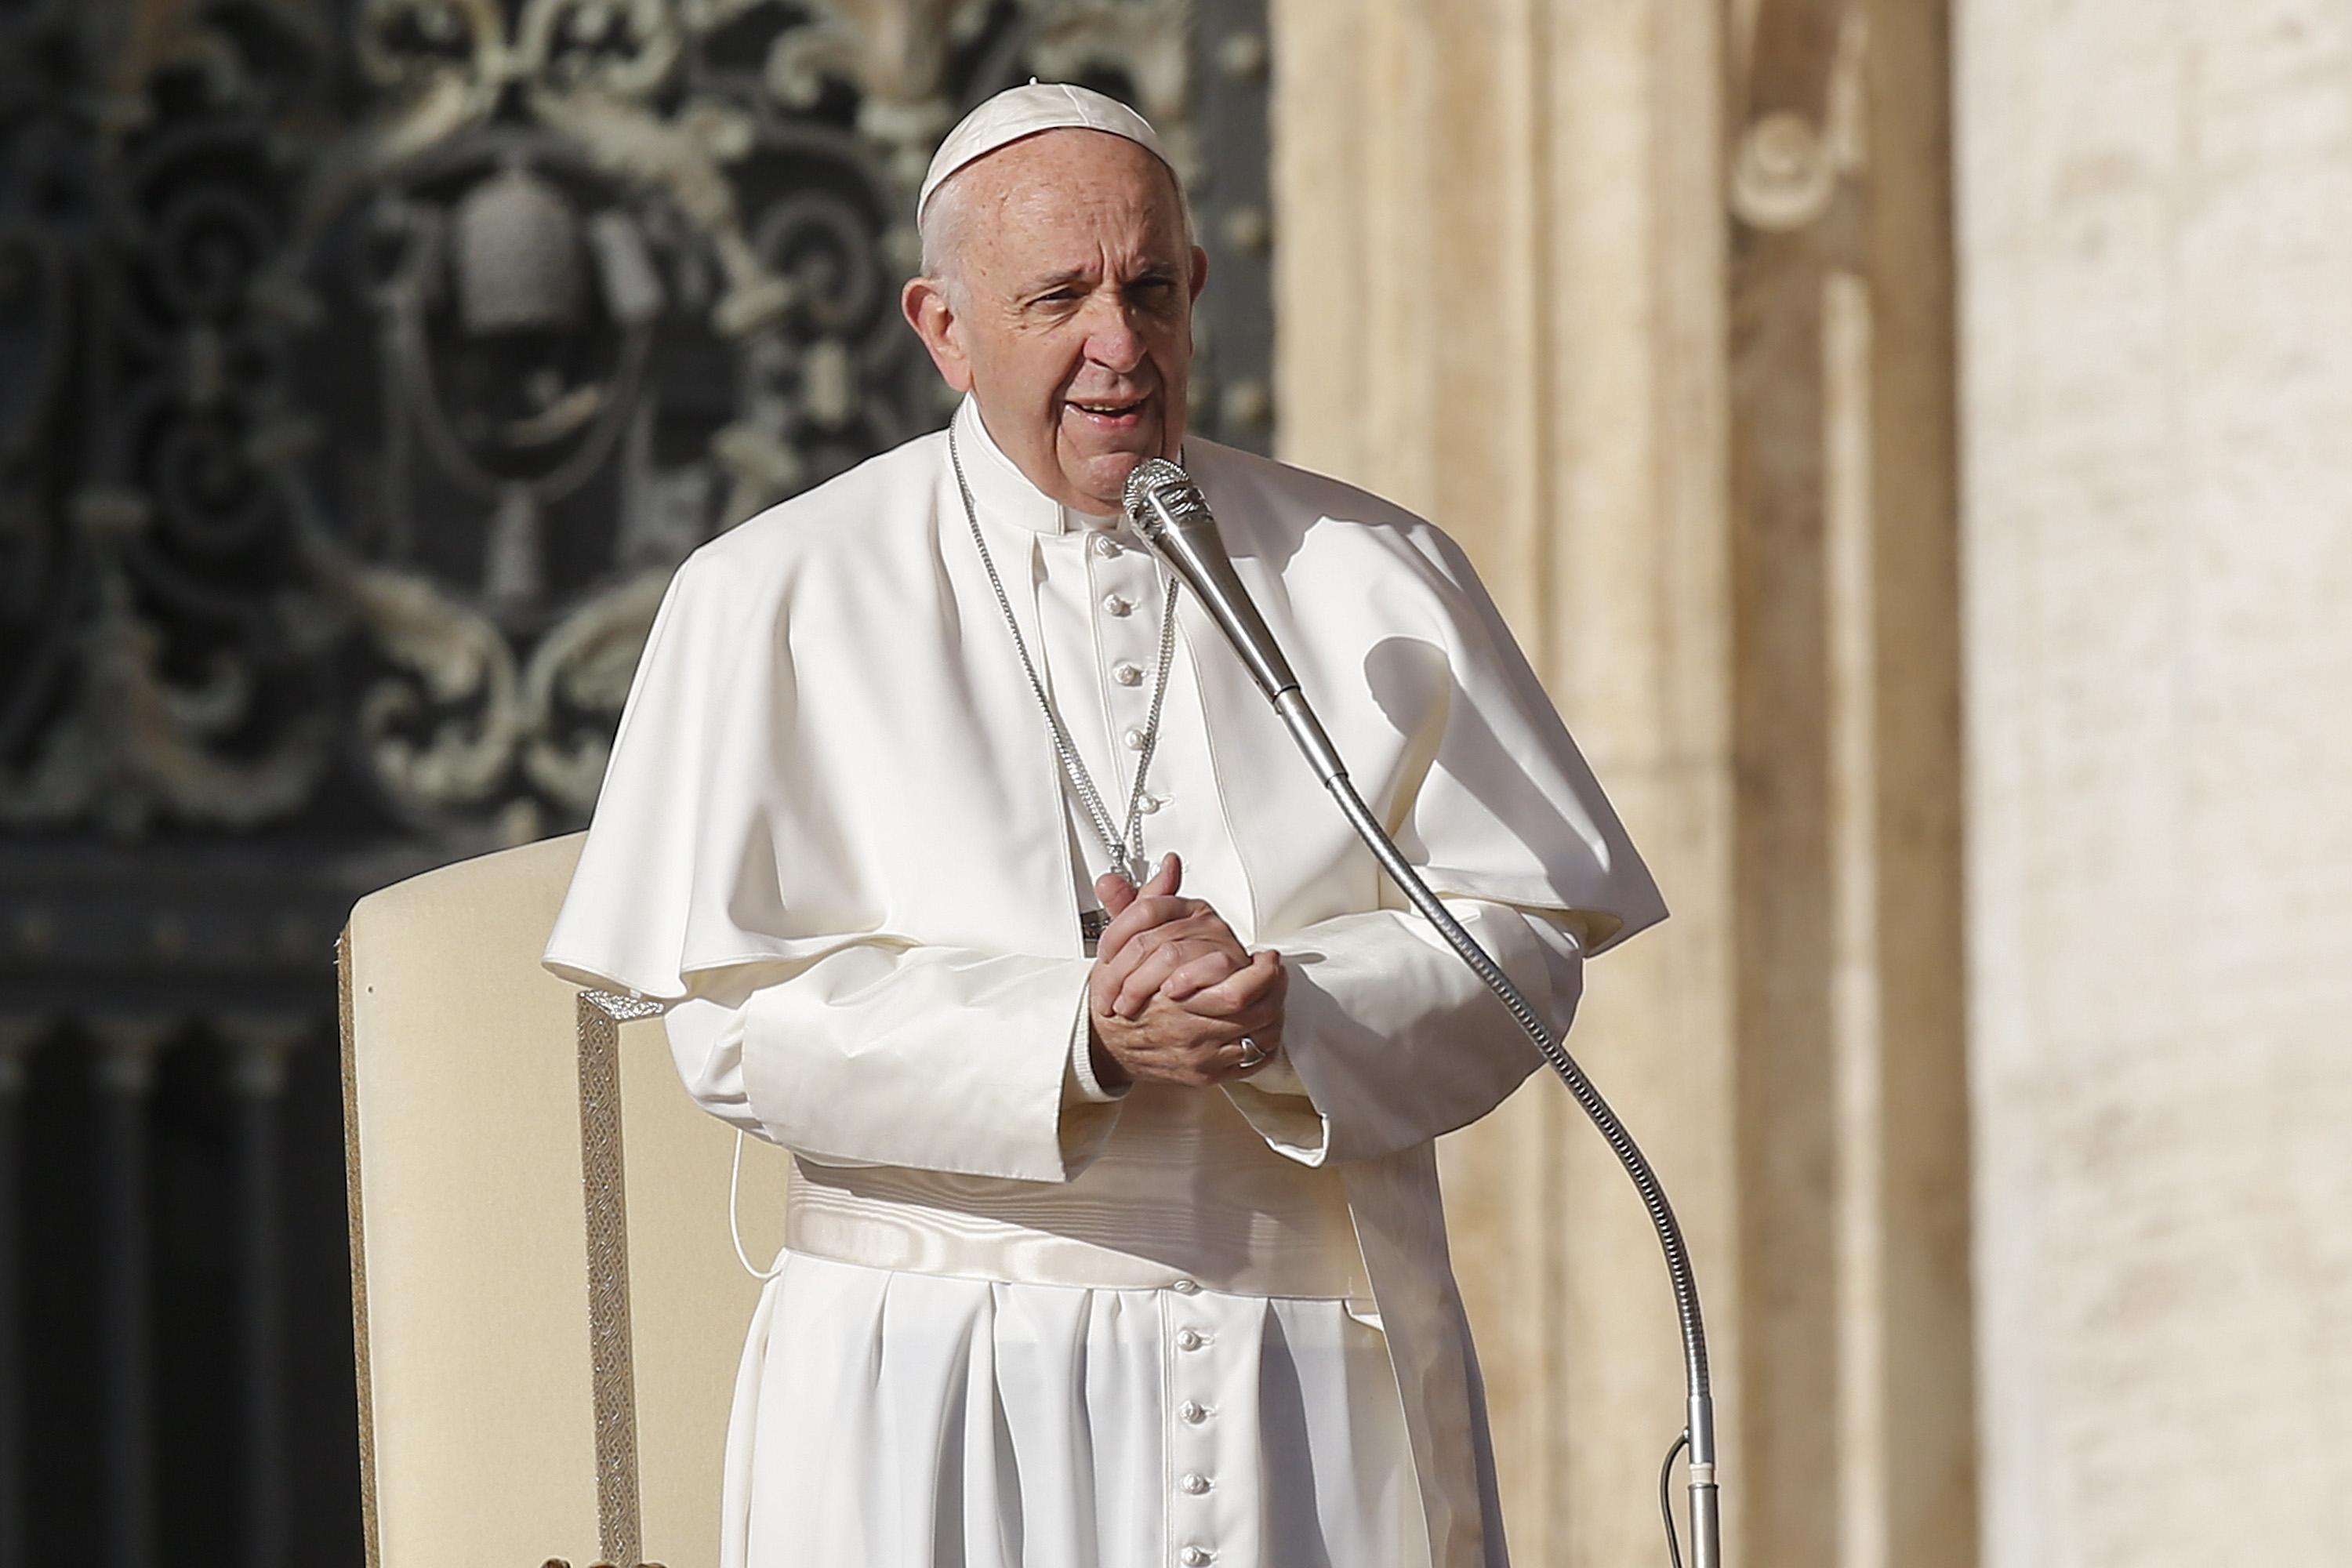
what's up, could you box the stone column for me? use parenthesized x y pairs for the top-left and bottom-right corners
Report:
(0, 1024), (32, 1568)
(95, 1019), (169, 1568)
(1267, 4), (1973, 1566)
(1957, 3), (2352, 1563)
(226, 1018), (302, 1568)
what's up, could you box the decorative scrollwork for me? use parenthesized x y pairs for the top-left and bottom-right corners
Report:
(0, 0), (1232, 850)
(0, 9), (1264, 1563)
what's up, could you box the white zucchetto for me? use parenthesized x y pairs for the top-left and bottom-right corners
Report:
(916, 82), (1174, 221)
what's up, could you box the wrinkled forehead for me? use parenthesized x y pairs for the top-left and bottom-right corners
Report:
(945, 129), (1189, 254)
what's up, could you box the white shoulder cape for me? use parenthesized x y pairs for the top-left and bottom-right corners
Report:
(544, 427), (1666, 1003)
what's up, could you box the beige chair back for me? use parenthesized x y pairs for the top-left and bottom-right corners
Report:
(339, 833), (789, 1568)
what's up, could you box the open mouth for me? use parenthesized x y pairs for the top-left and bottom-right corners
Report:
(1067, 395), (1150, 429)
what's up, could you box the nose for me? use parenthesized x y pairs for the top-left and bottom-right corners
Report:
(1079, 291), (1145, 375)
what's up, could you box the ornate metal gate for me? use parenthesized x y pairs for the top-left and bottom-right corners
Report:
(0, 1), (1271, 1559)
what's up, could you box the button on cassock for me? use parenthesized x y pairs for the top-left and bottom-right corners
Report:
(1178, 1400), (1208, 1425)
(1112, 660), (1144, 687)
(1180, 1548), (1214, 1566)
(1175, 1327), (1206, 1352)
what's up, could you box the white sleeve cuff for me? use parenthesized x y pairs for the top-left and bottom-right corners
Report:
(1066, 989), (1131, 1103)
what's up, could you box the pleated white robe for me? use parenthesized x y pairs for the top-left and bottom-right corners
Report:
(546, 398), (1667, 1566)
(712, 1096), (1428, 1568)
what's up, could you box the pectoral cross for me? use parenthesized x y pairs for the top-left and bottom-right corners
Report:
(1080, 906), (1109, 956)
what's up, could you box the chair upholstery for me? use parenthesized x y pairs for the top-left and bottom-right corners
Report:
(339, 832), (789, 1568)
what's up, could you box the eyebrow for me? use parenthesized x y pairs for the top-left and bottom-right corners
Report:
(1017, 260), (1184, 297)
(1018, 267), (1091, 296)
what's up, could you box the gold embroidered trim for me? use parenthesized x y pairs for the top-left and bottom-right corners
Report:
(336, 926), (382, 1568)
(576, 989), (658, 1566)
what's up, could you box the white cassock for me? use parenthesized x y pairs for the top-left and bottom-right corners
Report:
(543, 397), (1667, 1568)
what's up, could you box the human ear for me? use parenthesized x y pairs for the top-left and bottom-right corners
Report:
(1188, 245), (1210, 302)
(901, 276), (973, 394)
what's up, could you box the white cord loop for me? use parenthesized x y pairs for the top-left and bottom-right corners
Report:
(728, 1129), (785, 1282)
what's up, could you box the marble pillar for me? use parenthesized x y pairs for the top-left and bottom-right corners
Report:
(1269, 3), (1975, 1565)
(1958, 2), (2352, 1563)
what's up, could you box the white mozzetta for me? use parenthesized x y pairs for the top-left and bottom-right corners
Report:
(547, 398), (1664, 1566)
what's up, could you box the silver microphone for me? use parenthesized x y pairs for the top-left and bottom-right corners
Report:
(1120, 458), (1297, 702)
(1120, 452), (1723, 1568)
(1122, 458), (1347, 785)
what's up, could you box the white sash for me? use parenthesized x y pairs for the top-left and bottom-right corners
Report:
(780, 1084), (1370, 1301)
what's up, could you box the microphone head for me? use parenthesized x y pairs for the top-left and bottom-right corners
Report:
(1123, 456), (1212, 541)
(1120, 454), (1301, 702)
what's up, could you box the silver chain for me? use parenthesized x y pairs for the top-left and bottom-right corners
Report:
(949, 424), (1180, 887)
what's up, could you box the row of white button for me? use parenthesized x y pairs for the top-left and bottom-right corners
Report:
(1085, 531), (1163, 829)
(1173, 1284), (1218, 1566)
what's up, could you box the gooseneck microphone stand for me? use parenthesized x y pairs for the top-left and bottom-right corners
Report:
(1123, 460), (1719, 1568)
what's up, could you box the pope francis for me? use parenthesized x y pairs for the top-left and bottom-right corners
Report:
(543, 83), (1665, 1568)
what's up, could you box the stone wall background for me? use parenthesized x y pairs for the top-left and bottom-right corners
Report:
(1957, 3), (2352, 1564)
(1272, 1), (2351, 1565)
(1271, 3), (1973, 1566)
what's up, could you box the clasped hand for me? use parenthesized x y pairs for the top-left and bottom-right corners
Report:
(1087, 852), (1287, 1090)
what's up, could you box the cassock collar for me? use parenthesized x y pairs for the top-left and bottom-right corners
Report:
(951, 394), (1133, 537)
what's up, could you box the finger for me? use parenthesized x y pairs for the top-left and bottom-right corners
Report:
(1103, 895), (1240, 972)
(1092, 853), (1179, 957)
(1094, 916), (1191, 1008)
(1187, 1030), (1274, 1086)
(1101, 894), (1191, 949)
(1182, 950), (1284, 1018)
(1112, 854), (1178, 921)
(1109, 930), (1234, 1018)
(1190, 949), (1280, 1010)
(1092, 919), (1187, 1001)
(1225, 1037), (1277, 1078)
(1162, 949), (1249, 1002)
(1226, 996), (1285, 1043)
(1096, 892), (1203, 963)
(1194, 1002), (1281, 1061)
(1138, 912), (1244, 957)
(1115, 916), (1245, 996)
(1116, 945), (1192, 1018)
(1096, 873), (1137, 917)
(1089, 960), (1122, 1019)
